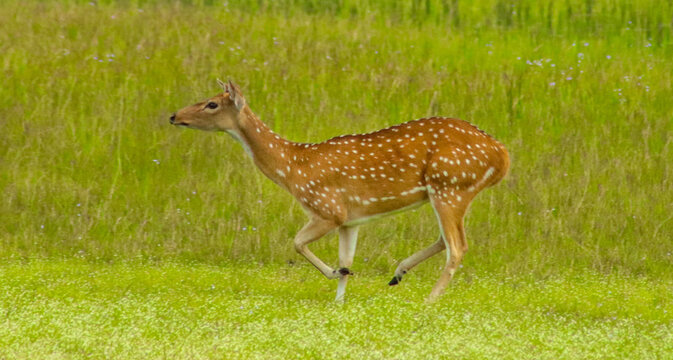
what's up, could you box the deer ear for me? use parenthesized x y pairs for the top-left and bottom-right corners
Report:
(217, 78), (227, 92)
(227, 79), (246, 111)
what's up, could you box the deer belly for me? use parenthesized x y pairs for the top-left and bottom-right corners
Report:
(343, 190), (428, 226)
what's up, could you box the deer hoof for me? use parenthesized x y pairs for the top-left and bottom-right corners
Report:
(388, 275), (402, 286)
(338, 267), (353, 276)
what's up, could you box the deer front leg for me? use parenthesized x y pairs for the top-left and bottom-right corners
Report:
(293, 217), (340, 279)
(335, 226), (359, 302)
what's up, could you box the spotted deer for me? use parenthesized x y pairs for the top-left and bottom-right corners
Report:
(170, 80), (510, 302)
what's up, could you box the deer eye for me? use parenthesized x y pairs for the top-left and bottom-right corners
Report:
(206, 102), (218, 109)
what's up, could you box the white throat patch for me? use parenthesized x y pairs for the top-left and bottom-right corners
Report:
(225, 130), (254, 159)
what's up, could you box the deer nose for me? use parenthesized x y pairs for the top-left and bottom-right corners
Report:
(170, 113), (176, 124)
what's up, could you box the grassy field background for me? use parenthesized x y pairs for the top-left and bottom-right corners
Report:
(1, 0), (672, 357)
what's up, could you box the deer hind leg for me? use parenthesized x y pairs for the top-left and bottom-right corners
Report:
(389, 235), (445, 286)
(427, 195), (468, 303)
(335, 225), (359, 302)
(293, 217), (340, 279)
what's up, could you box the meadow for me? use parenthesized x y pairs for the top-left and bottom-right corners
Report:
(1, 0), (672, 358)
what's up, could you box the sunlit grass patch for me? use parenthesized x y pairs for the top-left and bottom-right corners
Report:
(1, 0), (671, 277)
(0, 260), (671, 359)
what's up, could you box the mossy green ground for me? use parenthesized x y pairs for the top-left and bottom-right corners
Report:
(1, 260), (672, 359)
(1, 0), (672, 358)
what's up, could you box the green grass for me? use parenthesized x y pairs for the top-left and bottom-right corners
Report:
(1, 0), (671, 276)
(1, 1), (672, 357)
(1, 260), (672, 359)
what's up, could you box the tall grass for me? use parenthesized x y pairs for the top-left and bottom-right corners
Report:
(1, 0), (672, 278)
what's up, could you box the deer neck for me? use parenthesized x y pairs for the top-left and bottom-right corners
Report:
(230, 106), (298, 190)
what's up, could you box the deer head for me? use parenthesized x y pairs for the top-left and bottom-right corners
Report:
(169, 79), (246, 131)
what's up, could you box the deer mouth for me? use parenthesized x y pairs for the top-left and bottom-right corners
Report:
(169, 113), (188, 126)
(169, 117), (189, 127)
